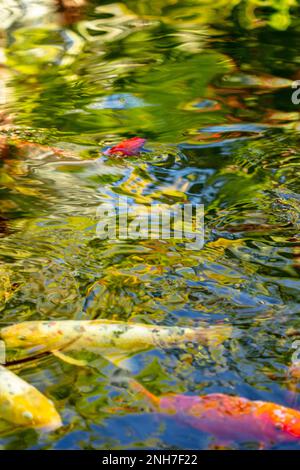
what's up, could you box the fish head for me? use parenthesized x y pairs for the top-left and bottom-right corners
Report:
(272, 408), (300, 441)
(1, 322), (47, 349)
(12, 392), (62, 431)
(259, 402), (300, 442)
(0, 365), (62, 431)
(104, 137), (146, 156)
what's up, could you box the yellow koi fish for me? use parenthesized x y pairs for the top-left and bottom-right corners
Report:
(0, 365), (61, 430)
(1, 320), (232, 366)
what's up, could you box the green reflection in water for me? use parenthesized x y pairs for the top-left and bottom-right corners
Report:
(0, 0), (300, 450)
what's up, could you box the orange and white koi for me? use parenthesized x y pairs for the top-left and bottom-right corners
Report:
(0, 365), (61, 430)
(131, 382), (300, 445)
(1, 320), (231, 365)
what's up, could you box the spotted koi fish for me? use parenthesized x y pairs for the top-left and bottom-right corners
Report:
(1, 320), (231, 366)
(0, 365), (61, 431)
(132, 382), (300, 446)
(104, 137), (146, 156)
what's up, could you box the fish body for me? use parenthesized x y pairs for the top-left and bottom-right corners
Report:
(133, 383), (300, 445)
(104, 137), (146, 156)
(160, 393), (300, 444)
(1, 320), (231, 362)
(0, 365), (61, 430)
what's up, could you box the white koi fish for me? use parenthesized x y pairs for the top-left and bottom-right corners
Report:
(1, 320), (232, 366)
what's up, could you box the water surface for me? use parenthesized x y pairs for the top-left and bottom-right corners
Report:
(0, 0), (300, 450)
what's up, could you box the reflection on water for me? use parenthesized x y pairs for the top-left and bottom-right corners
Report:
(0, 0), (300, 449)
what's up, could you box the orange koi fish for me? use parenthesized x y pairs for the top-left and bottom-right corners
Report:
(0, 365), (61, 431)
(0, 135), (74, 160)
(132, 382), (300, 445)
(104, 137), (146, 156)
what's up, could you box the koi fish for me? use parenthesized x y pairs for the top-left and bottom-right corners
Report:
(0, 135), (75, 160)
(132, 382), (300, 445)
(1, 320), (231, 366)
(104, 137), (146, 156)
(0, 365), (61, 431)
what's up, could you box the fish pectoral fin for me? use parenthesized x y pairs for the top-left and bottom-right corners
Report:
(101, 352), (133, 367)
(52, 350), (87, 367)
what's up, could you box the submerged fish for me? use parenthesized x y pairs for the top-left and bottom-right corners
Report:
(1, 320), (231, 366)
(0, 365), (61, 430)
(104, 137), (146, 156)
(132, 382), (300, 446)
(284, 360), (300, 407)
(288, 362), (300, 380)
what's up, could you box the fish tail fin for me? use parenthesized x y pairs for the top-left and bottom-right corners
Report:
(199, 325), (233, 347)
(154, 324), (233, 350)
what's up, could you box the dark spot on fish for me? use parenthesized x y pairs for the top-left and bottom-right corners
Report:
(113, 328), (127, 339)
(74, 325), (85, 333)
(274, 423), (284, 431)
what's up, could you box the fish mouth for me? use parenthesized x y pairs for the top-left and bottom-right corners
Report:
(35, 415), (63, 433)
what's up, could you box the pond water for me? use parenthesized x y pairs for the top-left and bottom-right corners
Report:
(0, 0), (300, 450)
